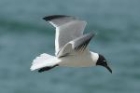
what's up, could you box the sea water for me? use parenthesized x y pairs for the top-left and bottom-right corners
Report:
(0, 0), (140, 93)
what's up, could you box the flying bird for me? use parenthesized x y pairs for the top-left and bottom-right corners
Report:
(30, 15), (112, 73)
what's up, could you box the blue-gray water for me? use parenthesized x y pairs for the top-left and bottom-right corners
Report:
(0, 0), (140, 93)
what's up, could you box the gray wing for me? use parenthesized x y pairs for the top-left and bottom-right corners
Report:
(57, 33), (95, 58)
(70, 32), (95, 53)
(43, 15), (87, 55)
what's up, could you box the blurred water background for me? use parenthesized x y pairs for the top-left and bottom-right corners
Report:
(0, 0), (140, 93)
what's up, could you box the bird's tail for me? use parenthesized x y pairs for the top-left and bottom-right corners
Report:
(30, 53), (60, 71)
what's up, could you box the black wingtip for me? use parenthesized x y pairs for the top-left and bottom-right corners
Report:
(43, 15), (70, 21)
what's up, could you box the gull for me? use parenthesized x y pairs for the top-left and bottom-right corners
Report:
(30, 15), (112, 73)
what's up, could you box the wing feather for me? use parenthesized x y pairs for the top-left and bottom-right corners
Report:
(43, 15), (76, 27)
(57, 33), (95, 58)
(71, 33), (94, 51)
(43, 15), (87, 55)
(70, 32), (95, 52)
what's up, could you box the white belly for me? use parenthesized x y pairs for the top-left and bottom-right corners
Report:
(59, 52), (98, 67)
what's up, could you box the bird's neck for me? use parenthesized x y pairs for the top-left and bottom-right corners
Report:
(90, 51), (99, 63)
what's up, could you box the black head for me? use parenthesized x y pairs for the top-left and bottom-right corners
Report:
(96, 54), (112, 73)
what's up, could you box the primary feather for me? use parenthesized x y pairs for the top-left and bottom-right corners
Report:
(43, 15), (87, 55)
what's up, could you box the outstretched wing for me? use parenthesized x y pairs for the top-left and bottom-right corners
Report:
(71, 32), (95, 53)
(57, 33), (95, 58)
(43, 15), (87, 55)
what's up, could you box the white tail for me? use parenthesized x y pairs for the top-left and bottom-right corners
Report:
(30, 53), (60, 71)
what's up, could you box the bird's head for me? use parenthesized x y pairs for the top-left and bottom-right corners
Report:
(96, 54), (112, 73)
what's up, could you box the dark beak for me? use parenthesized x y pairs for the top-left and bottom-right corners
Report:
(105, 65), (112, 74)
(96, 54), (112, 73)
(97, 64), (112, 74)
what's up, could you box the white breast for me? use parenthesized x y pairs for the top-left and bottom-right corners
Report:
(59, 51), (99, 67)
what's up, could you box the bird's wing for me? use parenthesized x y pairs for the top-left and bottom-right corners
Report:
(43, 15), (87, 55)
(71, 32), (95, 52)
(57, 33), (95, 58)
